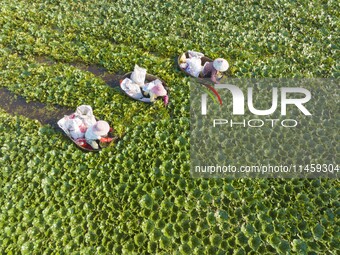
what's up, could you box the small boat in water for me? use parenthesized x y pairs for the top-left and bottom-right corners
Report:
(120, 72), (169, 105)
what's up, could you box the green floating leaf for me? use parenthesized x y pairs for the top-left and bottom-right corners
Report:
(189, 235), (202, 249)
(164, 223), (174, 238)
(268, 234), (281, 248)
(248, 235), (262, 251)
(123, 241), (135, 253)
(241, 223), (255, 237)
(21, 241), (34, 255)
(140, 194), (154, 209)
(216, 210), (228, 222)
(263, 223), (274, 234)
(236, 232), (248, 246)
(174, 195), (185, 207)
(152, 188), (164, 200)
(147, 241), (157, 253)
(142, 219), (155, 233)
(134, 233), (146, 246)
(179, 243), (192, 255)
(150, 229), (162, 242)
(160, 235), (171, 250)
(277, 240), (290, 254)
(210, 234), (222, 247)
(233, 247), (246, 255)
(291, 239), (308, 254)
(206, 213), (216, 226)
(312, 223), (325, 240)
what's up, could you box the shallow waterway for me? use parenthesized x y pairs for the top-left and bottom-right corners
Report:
(0, 59), (125, 128)
(0, 87), (73, 128)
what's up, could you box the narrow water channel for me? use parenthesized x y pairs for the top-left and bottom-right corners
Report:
(0, 87), (73, 128)
(1, 59), (125, 128)
(36, 56), (125, 88)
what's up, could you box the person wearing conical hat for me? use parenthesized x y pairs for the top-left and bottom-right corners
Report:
(85, 120), (112, 149)
(201, 58), (229, 83)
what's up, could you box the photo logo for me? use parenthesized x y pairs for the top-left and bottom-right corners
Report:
(201, 84), (312, 116)
(190, 79), (338, 178)
(200, 84), (312, 128)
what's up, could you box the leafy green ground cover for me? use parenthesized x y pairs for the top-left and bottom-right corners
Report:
(0, 0), (339, 254)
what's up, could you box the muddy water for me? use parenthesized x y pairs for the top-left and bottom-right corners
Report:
(0, 58), (124, 127)
(36, 56), (125, 88)
(0, 87), (73, 128)
(73, 62), (124, 88)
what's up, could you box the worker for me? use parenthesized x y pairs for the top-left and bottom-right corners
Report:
(201, 58), (229, 83)
(85, 120), (112, 149)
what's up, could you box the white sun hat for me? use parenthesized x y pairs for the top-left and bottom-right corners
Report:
(92, 120), (110, 136)
(213, 58), (229, 72)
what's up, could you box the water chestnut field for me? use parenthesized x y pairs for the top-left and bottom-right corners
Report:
(0, 0), (339, 254)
